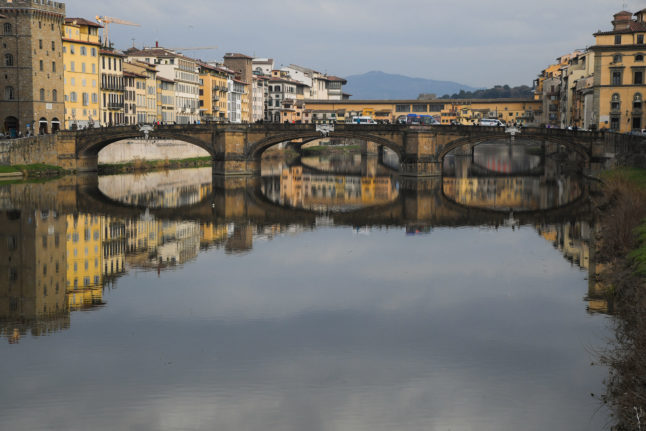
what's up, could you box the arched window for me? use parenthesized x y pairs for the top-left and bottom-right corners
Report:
(4, 86), (14, 100)
(39, 88), (45, 101)
(634, 93), (643, 110)
(611, 93), (621, 111)
(4, 54), (13, 67)
(3, 23), (11, 35)
(52, 89), (57, 102)
(637, 54), (644, 62)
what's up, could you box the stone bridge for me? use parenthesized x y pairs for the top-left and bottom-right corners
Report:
(2, 123), (641, 176)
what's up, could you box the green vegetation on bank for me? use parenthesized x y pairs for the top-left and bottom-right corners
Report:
(597, 166), (646, 429)
(0, 163), (65, 176)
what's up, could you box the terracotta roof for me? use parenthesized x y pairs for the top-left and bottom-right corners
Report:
(595, 20), (646, 35)
(124, 71), (145, 78)
(65, 18), (103, 28)
(224, 52), (252, 59)
(324, 75), (347, 84)
(100, 49), (125, 57)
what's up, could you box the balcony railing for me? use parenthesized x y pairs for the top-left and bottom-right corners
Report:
(108, 102), (124, 109)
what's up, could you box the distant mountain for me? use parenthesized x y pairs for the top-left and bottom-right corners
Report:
(343, 71), (478, 100)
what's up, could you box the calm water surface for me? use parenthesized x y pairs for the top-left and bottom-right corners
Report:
(0, 143), (611, 430)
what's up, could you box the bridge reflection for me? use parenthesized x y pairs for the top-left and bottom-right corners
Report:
(0, 155), (605, 342)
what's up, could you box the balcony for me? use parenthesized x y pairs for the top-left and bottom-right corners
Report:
(108, 102), (124, 110)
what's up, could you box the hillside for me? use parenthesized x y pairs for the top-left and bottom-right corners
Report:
(343, 71), (478, 100)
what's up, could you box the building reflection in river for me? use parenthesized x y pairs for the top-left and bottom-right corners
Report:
(0, 210), (69, 342)
(536, 221), (610, 314)
(262, 166), (399, 212)
(443, 142), (583, 211)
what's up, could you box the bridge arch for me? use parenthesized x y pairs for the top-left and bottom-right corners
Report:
(437, 132), (592, 163)
(75, 125), (215, 158)
(246, 130), (405, 160)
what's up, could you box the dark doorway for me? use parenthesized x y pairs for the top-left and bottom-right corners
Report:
(51, 118), (60, 133)
(39, 117), (48, 135)
(4, 116), (18, 138)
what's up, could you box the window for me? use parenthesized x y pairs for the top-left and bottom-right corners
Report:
(91, 47), (96, 57)
(634, 93), (643, 110)
(396, 104), (411, 112)
(635, 70), (644, 85)
(611, 93), (621, 111)
(70, 45), (75, 54)
(4, 86), (14, 100)
(637, 55), (645, 62)
(4, 54), (13, 66)
(3, 23), (11, 35)
(52, 61), (56, 72)
(612, 70), (623, 86)
(39, 88), (45, 101)
(39, 39), (42, 49)
(82, 92), (89, 106)
(51, 41), (55, 51)
(92, 64), (95, 74)
(52, 89), (57, 102)
(80, 46), (87, 56)
(70, 61), (75, 72)
(70, 92), (77, 103)
(615, 34), (622, 45)
(82, 63), (85, 73)
(639, 35), (645, 44)
(39, 60), (43, 71)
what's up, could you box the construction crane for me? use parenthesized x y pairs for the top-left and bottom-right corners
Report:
(95, 16), (140, 48)
(152, 46), (219, 53)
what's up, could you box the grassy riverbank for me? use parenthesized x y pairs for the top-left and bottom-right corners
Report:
(98, 157), (211, 174)
(597, 167), (646, 429)
(0, 163), (65, 177)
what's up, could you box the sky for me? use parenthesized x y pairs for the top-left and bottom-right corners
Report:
(67, 0), (643, 88)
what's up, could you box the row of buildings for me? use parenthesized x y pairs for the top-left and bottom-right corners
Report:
(534, 8), (646, 133)
(0, 0), (349, 137)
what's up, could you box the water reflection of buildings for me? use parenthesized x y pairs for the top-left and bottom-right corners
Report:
(98, 168), (213, 209)
(443, 176), (582, 211)
(0, 211), (69, 343)
(263, 166), (398, 212)
(536, 222), (610, 314)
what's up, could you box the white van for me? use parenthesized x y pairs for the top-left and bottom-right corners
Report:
(479, 119), (505, 127)
(352, 116), (377, 125)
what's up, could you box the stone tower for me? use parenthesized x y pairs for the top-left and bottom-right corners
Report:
(0, 0), (66, 137)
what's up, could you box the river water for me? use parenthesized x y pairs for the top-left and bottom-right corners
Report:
(0, 142), (612, 430)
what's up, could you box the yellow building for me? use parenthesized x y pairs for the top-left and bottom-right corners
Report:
(304, 99), (541, 126)
(99, 48), (125, 126)
(62, 18), (101, 129)
(66, 214), (103, 310)
(123, 62), (148, 124)
(590, 9), (646, 132)
(198, 62), (218, 122)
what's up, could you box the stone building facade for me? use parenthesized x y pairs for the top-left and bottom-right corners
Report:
(0, 0), (66, 137)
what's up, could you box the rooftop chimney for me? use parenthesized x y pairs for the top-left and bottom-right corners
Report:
(613, 10), (633, 31)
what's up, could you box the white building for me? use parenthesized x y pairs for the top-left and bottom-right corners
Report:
(126, 46), (200, 124)
(228, 79), (245, 123)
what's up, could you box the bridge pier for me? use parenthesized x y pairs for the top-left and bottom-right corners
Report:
(212, 158), (260, 176)
(76, 155), (98, 172)
(400, 158), (443, 177)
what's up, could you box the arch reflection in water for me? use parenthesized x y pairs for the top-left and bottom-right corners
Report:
(443, 141), (583, 212)
(98, 167), (213, 209)
(261, 155), (399, 213)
